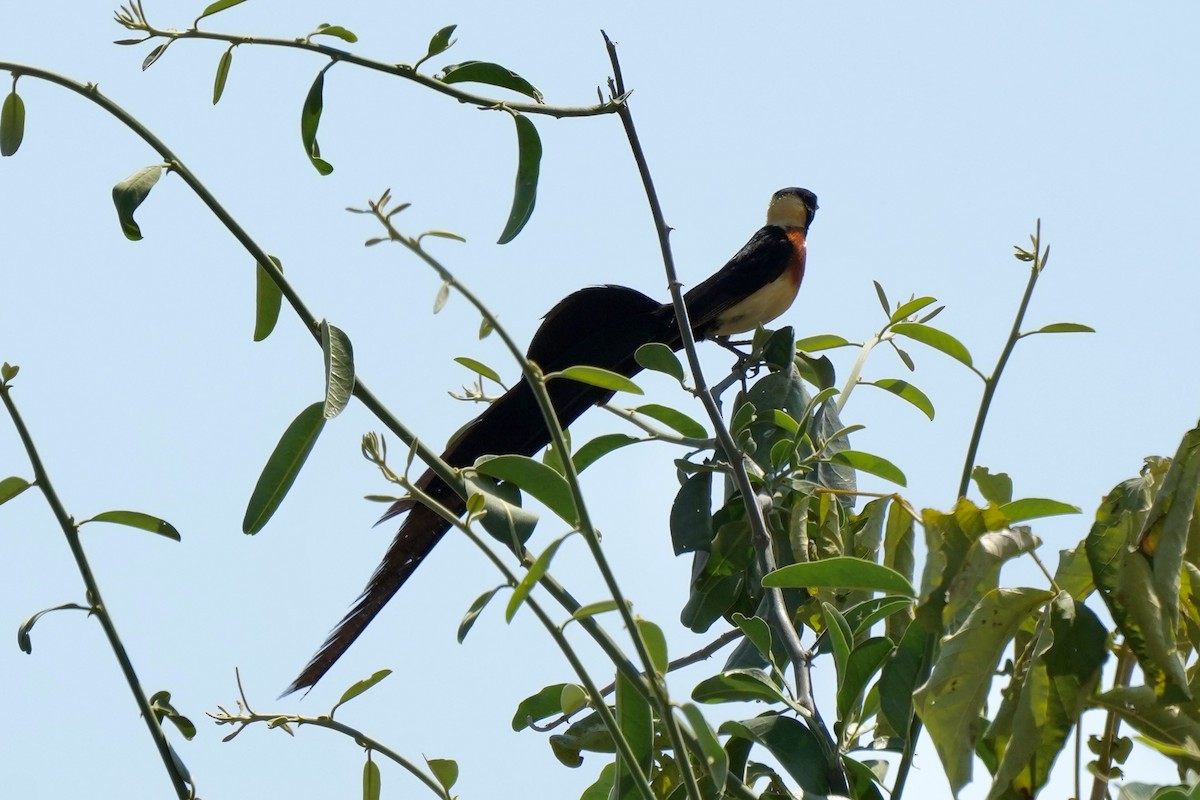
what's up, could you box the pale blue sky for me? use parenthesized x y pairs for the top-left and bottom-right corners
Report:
(2, 2), (1198, 798)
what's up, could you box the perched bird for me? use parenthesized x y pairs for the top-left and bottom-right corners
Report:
(286, 187), (818, 694)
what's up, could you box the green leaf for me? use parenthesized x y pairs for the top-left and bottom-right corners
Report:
(300, 70), (334, 175)
(475, 454), (577, 525)
(1, 90), (26, 157)
(17, 603), (88, 654)
(0, 476), (31, 506)
(720, 714), (831, 795)
(569, 600), (619, 621)
(440, 61), (544, 102)
(458, 585), (503, 643)
(148, 691), (197, 740)
(194, 0), (248, 26)
(669, 470), (712, 556)
(680, 703), (729, 792)
(433, 281), (450, 313)
(634, 342), (685, 382)
(1026, 322), (1095, 335)
(253, 255), (283, 342)
(972, 465), (1013, 505)
(945, 527), (1040, 629)
(913, 586), (1054, 794)
(730, 612), (774, 664)
(692, 668), (789, 705)
(320, 321), (355, 419)
(512, 683), (568, 731)
(243, 402), (326, 533)
(633, 403), (706, 439)
(112, 165), (163, 241)
(423, 24), (458, 62)
(1000, 497), (1081, 522)
(212, 47), (233, 105)
(869, 378), (934, 420)
(889, 296), (937, 322)
(312, 24), (358, 43)
(552, 365), (642, 395)
(362, 758), (380, 800)
(634, 618), (668, 675)
(83, 510), (181, 542)
(559, 683), (588, 715)
(890, 322), (973, 368)
(821, 602), (853, 686)
(506, 534), (569, 622)
(453, 356), (501, 384)
(1, 362), (18, 383)
(872, 280), (891, 315)
(837, 636), (894, 720)
(795, 333), (854, 352)
(829, 449), (907, 486)
(843, 595), (914, 638)
(425, 758), (458, 793)
(141, 42), (171, 71)
(331, 669), (392, 716)
(763, 555), (916, 596)
(496, 113), (541, 243)
(1095, 687), (1200, 774)
(614, 666), (653, 800)
(573, 433), (639, 473)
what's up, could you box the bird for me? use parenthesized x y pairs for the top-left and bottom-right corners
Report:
(285, 187), (818, 694)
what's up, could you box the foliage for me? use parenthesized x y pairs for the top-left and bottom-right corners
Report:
(2, 4), (1199, 800)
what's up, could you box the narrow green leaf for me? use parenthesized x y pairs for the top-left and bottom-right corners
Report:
(1026, 322), (1095, 335)
(475, 454), (577, 525)
(763, 556), (917, 596)
(552, 365), (642, 395)
(243, 402), (326, 533)
(320, 321), (355, 419)
(837, 637), (894, 720)
(869, 378), (935, 420)
(680, 703), (729, 792)
(573, 433), (639, 473)
(720, 714), (831, 795)
(1, 90), (26, 157)
(692, 668), (789, 705)
(478, 316), (493, 339)
(112, 165), (163, 241)
(419, 229), (466, 243)
(424, 24), (458, 61)
(890, 322), (973, 367)
(889, 296), (937, 323)
(440, 60), (544, 102)
(569, 600), (619, 621)
(873, 280), (891, 315)
(634, 342), (685, 382)
(300, 70), (334, 175)
(142, 42), (170, 71)
(512, 683), (568, 731)
(843, 595), (914, 637)
(362, 758), (381, 800)
(212, 47), (233, 105)
(614, 666), (653, 800)
(194, 0), (248, 26)
(453, 356), (501, 384)
(312, 24), (358, 43)
(506, 534), (569, 621)
(634, 618), (668, 674)
(84, 510), (181, 542)
(17, 603), (88, 654)
(795, 333), (853, 352)
(0, 476), (31, 506)
(457, 585), (503, 643)
(633, 403), (706, 438)
(1001, 497), (1081, 523)
(333, 669), (392, 715)
(433, 281), (450, 313)
(829, 449), (908, 486)
(253, 256), (283, 342)
(821, 602), (853, 686)
(425, 758), (458, 793)
(496, 113), (541, 243)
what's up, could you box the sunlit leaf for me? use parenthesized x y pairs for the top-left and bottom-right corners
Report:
(972, 466), (1013, 505)
(362, 758), (380, 800)
(764, 556), (917, 597)
(212, 47), (233, 105)
(458, 585), (503, 643)
(553, 365), (642, 395)
(420, 24), (458, 65)
(506, 534), (569, 621)
(1, 90), (25, 157)
(869, 378), (934, 420)
(253, 255), (283, 342)
(453, 356), (501, 385)
(0, 476), (31, 506)
(889, 296), (937, 323)
(496, 113), (541, 243)
(440, 60), (544, 102)
(84, 510), (180, 541)
(1001, 497), (1081, 523)
(573, 433), (639, 474)
(512, 683), (568, 731)
(891, 322), (973, 368)
(312, 24), (358, 43)
(243, 402), (326, 533)
(320, 321), (354, 419)
(332, 669), (392, 715)
(795, 333), (854, 352)
(633, 403), (706, 439)
(111, 165), (163, 241)
(300, 69), (334, 175)
(194, 0), (248, 26)
(634, 342), (684, 382)
(1026, 322), (1095, 336)
(425, 758), (458, 793)
(829, 449), (907, 486)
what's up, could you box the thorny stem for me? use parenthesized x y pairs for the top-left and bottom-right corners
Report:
(601, 31), (847, 796)
(0, 381), (191, 800)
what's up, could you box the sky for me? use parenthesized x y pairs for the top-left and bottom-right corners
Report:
(2, 2), (1199, 799)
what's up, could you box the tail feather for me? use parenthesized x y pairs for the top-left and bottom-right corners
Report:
(286, 286), (674, 694)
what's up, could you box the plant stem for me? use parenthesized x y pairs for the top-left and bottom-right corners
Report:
(0, 382), (191, 799)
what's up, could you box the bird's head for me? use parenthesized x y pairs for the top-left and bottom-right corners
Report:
(766, 187), (818, 231)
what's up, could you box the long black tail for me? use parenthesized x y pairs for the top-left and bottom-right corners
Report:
(286, 285), (679, 695)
